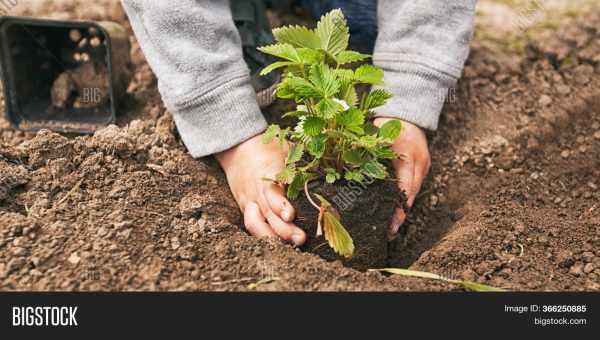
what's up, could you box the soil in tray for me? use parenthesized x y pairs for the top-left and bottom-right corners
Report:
(293, 178), (405, 271)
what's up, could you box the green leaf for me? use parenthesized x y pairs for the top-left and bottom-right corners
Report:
(378, 119), (402, 141)
(341, 84), (358, 107)
(335, 50), (370, 64)
(361, 160), (387, 179)
(337, 108), (364, 127)
(346, 125), (364, 135)
(260, 61), (296, 76)
(281, 110), (306, 118)
(287, 172), (317, 200)
(285, 76), (321, 101)
(364, 89), (393, 109)
(307, 136), (327, 158)
(303, 117), (326, 137)
(363, 122), (379, 135)
(333, 68), (355, 81)
(356, 135), (378, 149)
(279, 127), (290, 146)
(325, 168), (341, 184)
(276, 167), (296, 184)
(316, 9), (350, 57)
(287, 144), (304, 164)
(369, 268), (507, 292)
(309, 63), (340, 98)
(262, 124), (280, 144)
(371, 146), (397, 159)
(342, 149), (365, 165)
(317, 98), (344, 119)
(275, 79), (296, 99)
(297, 48), (323, 64)
(323, 210), (354, 258)
(354, 64), (384, 84)
(247, 277), (281, 290)
(273, 25), (321, 49)
(344, 170), (365, 183)
(258, 43), (300, 62)
(314, 193), (332, 207)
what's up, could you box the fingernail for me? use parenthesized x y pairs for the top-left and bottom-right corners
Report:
(291, 232), (304, 246)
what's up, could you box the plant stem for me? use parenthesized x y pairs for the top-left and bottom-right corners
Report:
(304, 180), (320, 211)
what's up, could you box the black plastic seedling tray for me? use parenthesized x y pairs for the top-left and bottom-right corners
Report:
(0, 16), (131, 134)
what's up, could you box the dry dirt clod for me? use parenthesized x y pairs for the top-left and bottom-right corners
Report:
(69, 29), (82, 42)
(582, 251), (595, 263)
(569, 264), (584, 277)
(538, 94), (552, 106)
(583, 263), (595, 274)
(90, 37), (102, 48)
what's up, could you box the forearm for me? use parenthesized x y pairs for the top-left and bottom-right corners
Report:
(373, 0), (476, 130)
(121, 0), (266, 157)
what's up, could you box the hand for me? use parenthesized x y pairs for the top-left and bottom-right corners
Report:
(215, 134), (307, 246)
(373, 118), (431, 235)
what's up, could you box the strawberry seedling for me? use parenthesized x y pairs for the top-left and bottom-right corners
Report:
(259, 9), (402, 260)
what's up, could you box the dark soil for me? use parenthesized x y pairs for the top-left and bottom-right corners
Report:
(293, 178), (403, 271)
(51, 62), (110, 109)
(0, 0), (599, 291)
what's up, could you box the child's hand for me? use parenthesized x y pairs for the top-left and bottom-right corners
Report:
(215, 135), (307, 246)
(374, 118), (431, 235)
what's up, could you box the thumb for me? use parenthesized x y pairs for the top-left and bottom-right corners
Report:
(390, 157), (415, 234)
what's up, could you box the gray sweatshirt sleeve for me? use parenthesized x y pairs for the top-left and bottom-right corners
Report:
(373, 0), (476, 130)
(121, 0), (267, 158)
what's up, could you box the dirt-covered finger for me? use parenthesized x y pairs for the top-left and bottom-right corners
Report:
(263, 182), (295, 222)
(265, 210), (305, 246)
(243, 202), (277, 238)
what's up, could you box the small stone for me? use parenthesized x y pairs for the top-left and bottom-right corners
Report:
(569, 264), (583, 276)
(69, 29), (82, 42)
(538, 94), (552, 106)
(582, 251), (595, 263)
(430, 195), (439, 207)
(554, 197), (562, 204)
(557, 250), (574, 268)
(560, 150), (570, 158)
(583, 192), (593, 199)
(578, 145), (587, 153)
(594, 131), (600, 140)
(30, 269), (43, 277)
(593, 122), (600, 130)
(583, 263), (595, 274)
(576, 136), (586, 144)
(97, 226), (108, 237)
(586, 281), (600, 290)
(12, 247), (27, 257)
(171, 237), (180, 250)
(514, 223), (526, 234)
(68, 252), (81, 265)
(113, 221), (132, 229)
(587, 182), (598, 190)
(120, 228), (132, 240)
(556, 84), (571, 95)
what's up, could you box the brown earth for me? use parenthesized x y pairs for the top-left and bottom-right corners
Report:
(294, 178), (403, 271)
(0, 0), (599, 291)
